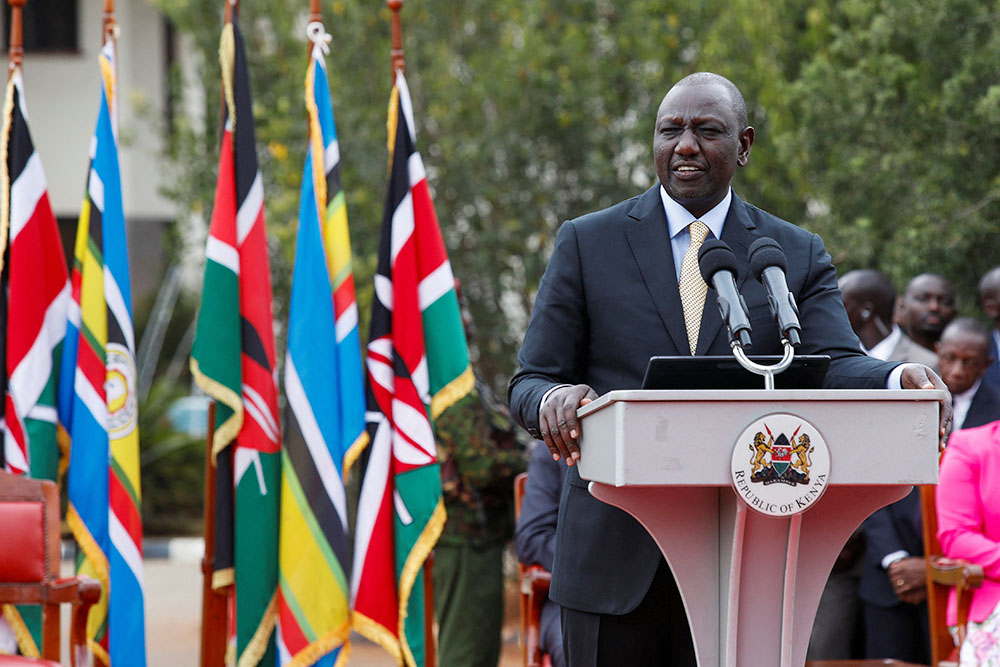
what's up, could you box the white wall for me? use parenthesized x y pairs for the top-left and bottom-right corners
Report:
(17, 0), (174, 222)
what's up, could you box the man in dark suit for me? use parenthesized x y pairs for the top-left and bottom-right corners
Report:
(937, 318), (1000, 432)
(859, 317), (999, 663)
(979, 266), (1000, 391)
(507, 72), (951, 666)
(514, 443), (568, 667)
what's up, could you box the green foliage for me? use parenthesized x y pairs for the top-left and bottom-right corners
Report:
(138, 378), (204, 535)
(157, 0), (1000, 400)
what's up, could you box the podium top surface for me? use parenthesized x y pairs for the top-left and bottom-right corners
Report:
(575, 389), (943, 487)
(578, 388), (945, 419)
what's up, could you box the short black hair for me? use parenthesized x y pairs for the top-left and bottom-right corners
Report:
(839, 269), (896, 323)
(979, 266), (1000, 299)
(940, 317), (990, 344)
(673, 72), (748, 130)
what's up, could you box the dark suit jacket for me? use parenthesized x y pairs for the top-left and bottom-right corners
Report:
(515, 443), (567, 572)
(983, 329), (1000, 393)
(960, 380), (1000, 431)
(508, 186), (897, 615)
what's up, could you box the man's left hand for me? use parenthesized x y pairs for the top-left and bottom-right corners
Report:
(900, 364), (953, 449)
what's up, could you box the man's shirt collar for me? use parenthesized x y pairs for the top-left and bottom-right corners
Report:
(660, 186), (732, 241)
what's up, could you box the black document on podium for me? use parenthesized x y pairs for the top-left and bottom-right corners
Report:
(640, 355), (830, 390)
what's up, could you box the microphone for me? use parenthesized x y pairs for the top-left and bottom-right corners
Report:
(748, 237), (801, 347)
(698, 240), (752, 349)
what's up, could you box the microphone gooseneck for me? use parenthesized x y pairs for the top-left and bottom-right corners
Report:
(748, 237), (801, 347)
(698, 239), (752, 349)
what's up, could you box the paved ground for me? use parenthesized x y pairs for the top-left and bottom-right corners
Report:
(139, 541), (522, 666)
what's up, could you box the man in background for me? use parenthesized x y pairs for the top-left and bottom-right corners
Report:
(936, 318), (1000, 432)
(978, 266), (1000, 391)
(895, 273), (956, 356)
(839, 269), (938, 369)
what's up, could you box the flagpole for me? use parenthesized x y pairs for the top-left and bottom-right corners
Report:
(384, 6), (438, 665)
(102, 0), (115, 43)
(7, 0), (24, 76)
(200, 401), (227, 667)
(387, 0), (405, 81)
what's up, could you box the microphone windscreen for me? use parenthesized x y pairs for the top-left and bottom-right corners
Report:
(748, 237), (787, 280)
(698, 239), (738, 283)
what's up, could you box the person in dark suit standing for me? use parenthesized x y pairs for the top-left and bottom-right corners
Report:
(507, 71), (952, 666)
(514, 443), (568, 667)
(937, 318), (1000, 432)
(978, 266), (1000, 391)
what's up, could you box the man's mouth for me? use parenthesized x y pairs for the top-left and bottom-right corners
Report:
(673, 164), (704, 179)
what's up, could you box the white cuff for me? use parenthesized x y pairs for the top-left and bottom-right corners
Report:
(538, 384), (571, 420)
(886, 363), (913, 390)
(881, 550), (910, 570)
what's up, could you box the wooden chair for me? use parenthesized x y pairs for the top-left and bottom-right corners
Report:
(514, 472), (552, 667)
(0, 472), (100, 667)
(920, 483), (984, 667)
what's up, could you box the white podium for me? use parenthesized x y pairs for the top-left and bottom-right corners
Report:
(576, 388), (942, 667)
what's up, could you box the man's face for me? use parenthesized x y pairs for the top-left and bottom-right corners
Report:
(898, 276), (956, 337)
(653, 83), (753, 218)
(937, 333), (991, 395)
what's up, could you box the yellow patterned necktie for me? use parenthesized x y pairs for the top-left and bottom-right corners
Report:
(678, 220), (710, 355)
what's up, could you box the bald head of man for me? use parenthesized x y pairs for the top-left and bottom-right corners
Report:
(838, 269), (896, 350)
(979, 266), (1000, 330)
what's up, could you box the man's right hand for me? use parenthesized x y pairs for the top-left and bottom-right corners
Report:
(539, 384), (598, 466)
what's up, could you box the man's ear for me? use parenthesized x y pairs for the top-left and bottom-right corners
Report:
(737, 126), (754, 167)
(983, 296), (1000, 320)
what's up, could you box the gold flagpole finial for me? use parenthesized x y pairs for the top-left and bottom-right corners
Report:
(387, 0), (405, 83)
(7, 0), (25, 75)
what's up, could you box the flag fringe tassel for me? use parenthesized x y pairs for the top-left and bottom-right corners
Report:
(235, 592), (277, 667)
(0, 75), (16, 274)
(285, 620), (350, 667)
(430, 365), (474, 420)
(399, 497), (446, 667)
(2, 605), (39, 658)
(190, 358), (244, 462)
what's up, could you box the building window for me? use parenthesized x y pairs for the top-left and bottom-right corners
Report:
(4, 0), (79, 53)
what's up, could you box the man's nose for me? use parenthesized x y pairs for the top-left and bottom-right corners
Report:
(675, 128), (699, 154)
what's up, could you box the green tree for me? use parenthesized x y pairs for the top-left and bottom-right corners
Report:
(788, 0), (1000, 312)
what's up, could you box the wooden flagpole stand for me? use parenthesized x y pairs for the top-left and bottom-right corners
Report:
(387, 3), (436, 665)
(200, 401), (227, 666)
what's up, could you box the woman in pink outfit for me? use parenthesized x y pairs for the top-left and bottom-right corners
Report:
(937, 420), (1000, 666)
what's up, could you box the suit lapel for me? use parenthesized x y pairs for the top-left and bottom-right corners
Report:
(624, 186), (689, 354)
(697, 194), (756, 354)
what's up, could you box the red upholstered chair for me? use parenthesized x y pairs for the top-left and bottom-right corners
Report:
(0, 472), (100, 667)
(514, 472), (552, 667)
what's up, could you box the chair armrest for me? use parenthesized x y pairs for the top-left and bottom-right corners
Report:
(928, 555), (985, 589)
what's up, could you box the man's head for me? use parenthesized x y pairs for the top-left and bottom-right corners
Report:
(838, 269), (895, 346)
(896, 273), (956, 347)
(936, 318), (993, 395)
(653, 72), (754, 218)
(979, 266), (1000, 328)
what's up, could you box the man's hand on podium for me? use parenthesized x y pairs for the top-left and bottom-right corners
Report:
(899, 364), (953, 450)
(539, 384), (598, 466)
(887, 556), (928, 605)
